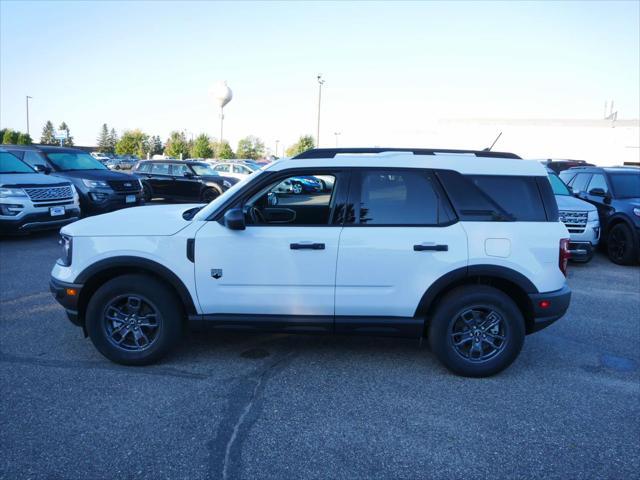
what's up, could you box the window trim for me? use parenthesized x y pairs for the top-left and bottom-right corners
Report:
(344, 167), (457, 228)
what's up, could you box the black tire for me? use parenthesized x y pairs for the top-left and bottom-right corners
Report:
(201, 186), (221, 203)
(142, 183), (153, 202)
(319, 180), (327, 191)
(606, 223), (638, 265)
(428, 285), (525, 377)
(85, 274), (183, 365)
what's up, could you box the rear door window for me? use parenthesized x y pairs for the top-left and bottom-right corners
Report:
(150, 163), (171, 175)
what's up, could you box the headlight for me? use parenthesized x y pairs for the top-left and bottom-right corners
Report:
(81, 179), (109, 188)
(57, 234), (73, 267)
(588, 210), (599, 221)
(633, 208), (640, 218)
(0, 187), (27, 198)
(223, 180), (232, 189)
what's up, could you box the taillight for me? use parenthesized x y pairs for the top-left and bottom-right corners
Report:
(559, 238), (570, 276)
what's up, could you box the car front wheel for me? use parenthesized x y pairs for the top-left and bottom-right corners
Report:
(428, 285), (525, 377)
(201, 187), (221, 203)
(607, 223), (638, 265)
(85, 274), (183, 365)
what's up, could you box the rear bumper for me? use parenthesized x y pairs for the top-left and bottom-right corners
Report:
(50, 276), (83, 326)
(528, 285), (572, 333)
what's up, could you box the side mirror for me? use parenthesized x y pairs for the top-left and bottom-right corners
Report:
(224, 208), (245, 230)
(183, 171), (194, 178)
(34, 164), (51, 174)
(588, 188), (606, 197)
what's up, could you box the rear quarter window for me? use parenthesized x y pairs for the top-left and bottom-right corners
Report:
(436, 170), (551, 221)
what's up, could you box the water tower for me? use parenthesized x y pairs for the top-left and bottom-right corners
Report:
(210, 81), (233, 141)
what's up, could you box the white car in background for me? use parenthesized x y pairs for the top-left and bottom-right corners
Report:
(547, 169), (600, 262)
(90, 152), (111, 165)
(212, 161), (258, 180)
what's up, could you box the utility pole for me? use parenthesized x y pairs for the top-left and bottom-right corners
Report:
(26, 96), (32, 136)
(334, 132), (341, 147)
(275, 139), (279, 157)
(316, 74), (325, 147)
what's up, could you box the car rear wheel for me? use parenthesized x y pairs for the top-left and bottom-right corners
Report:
(607, 223), (638, 265)
(85, 274), (183, 365)
(201, 187), (221, 203)
(428, 285), (525, 377)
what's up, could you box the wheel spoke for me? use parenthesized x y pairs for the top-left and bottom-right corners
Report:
(469, 341), (483, 359)
(138, 314), (158, 328)
(480, 311), (501, 332)
(459, 310), (477, 327)
(126, 296), (142, 314)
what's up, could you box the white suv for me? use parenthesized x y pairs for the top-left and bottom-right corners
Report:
(50, 148), (572, 377)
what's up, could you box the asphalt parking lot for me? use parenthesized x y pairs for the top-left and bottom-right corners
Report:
(1, 231), (639, 480)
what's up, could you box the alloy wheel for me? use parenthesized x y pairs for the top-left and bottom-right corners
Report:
(449, 307), (508, 363)
(103, 294), (161, 352)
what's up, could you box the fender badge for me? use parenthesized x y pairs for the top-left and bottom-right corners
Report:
(210, 269), (223, 279)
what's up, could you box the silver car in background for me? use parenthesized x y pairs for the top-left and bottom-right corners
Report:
(0, 149), (80, 234)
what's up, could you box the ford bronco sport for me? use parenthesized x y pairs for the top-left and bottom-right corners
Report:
(50, 148), (572, 377)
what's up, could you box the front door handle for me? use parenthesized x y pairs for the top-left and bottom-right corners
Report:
(414, 244), (448, 252)
(290, 242), (325, 250)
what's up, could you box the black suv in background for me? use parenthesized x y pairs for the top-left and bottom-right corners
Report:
(5, 145), (144, 216)
(132, 160), (238, 202)
(560, 166), (640, 265)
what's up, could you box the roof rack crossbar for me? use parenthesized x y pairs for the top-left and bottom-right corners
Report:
(293, 148), (521, 159)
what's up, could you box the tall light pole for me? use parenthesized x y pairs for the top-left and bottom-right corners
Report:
(275, 139), (280, 157)
(26, 96), (32, 136)
(316, 74), (325, 147)
(211, 81), (233, 143)
(334, 132), (341, 147)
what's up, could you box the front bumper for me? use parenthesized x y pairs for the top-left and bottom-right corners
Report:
(0, 208), (81, 234)
(50, 276), (83, 326)
(528, 285), (572, 333)
(79, 189), (143, 214)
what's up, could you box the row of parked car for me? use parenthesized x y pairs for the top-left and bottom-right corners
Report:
(1, 144), (639, 266)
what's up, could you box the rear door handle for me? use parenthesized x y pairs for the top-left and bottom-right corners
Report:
(414, 244), (448, 251)
(290, 242), (325, 250)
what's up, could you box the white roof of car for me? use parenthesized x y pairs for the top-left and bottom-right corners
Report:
(268, 152), (547, 176)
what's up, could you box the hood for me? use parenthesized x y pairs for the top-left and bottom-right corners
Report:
(0, 172), (72, 188)
(51, 169), (137, 181)
(555, 195), (596, 212)
(61, 203), (204, 237)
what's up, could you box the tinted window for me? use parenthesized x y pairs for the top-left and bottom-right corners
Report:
(215, 164), (229, 172)
(548, 173), (571, 196)
(609, 172), (640, 198)
(171, 163), (190, 176)
(136, 163), (151, 173)
(0, 152), (34, 173)
(356, 170), (441, 225)
(468, 175), (546, 221)
(47, 152), (107, 171)
(570, 173), (591, 193)
(22, 151), (47, 168)
(587, 174), (608, 194)
(150, 163), (171, 175)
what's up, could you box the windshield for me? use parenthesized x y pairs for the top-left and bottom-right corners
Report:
(0, 152), (35, 173)
(548, 172), (571, 196)
(609, 172), (640, 198)
(191, 164), (219, 176)
(46, 152), (108, 171)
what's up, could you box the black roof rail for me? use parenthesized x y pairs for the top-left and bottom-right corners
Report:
(293, 148), (521, 159)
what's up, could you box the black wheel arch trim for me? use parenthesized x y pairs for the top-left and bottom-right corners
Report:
(75, 256), (198, 316)
(414, 264), (539, 317)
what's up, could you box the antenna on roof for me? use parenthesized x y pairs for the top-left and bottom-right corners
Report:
(483, 132), (503, 151)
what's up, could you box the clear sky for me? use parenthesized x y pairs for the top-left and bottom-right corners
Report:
(1, 0), (638, 152)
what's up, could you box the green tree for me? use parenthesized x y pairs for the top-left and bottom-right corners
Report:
(285, 135), (315, 157)
(16, 133), (32, 145)
(164, 131), (190, 159)
(40, 121), (56, 145)
(108, 128), (118, 153)
(115, 130), (150, 158)
(150, 135), (163, 156)
(236, 135), (265, 160)
(97, 124), (110, 152)
(191, 133), (213, 158)
(58, 122), (74, 146)
(2, 129), (16, 144)
(215, 140), (235, 159)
